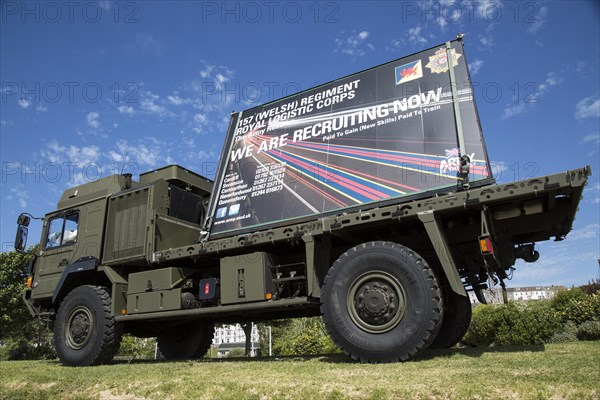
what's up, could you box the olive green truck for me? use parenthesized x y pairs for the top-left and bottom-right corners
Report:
(14, 38), (591, 366)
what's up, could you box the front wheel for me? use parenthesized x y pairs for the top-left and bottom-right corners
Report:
(321, 241), (443, 363)
(54, 285), (122, 366)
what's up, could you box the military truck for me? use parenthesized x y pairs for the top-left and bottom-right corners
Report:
(15, 38), (590, 366)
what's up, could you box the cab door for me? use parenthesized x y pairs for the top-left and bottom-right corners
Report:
(31, 211), (80, 299)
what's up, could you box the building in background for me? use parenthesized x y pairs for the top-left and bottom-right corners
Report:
(469, 285), (565, 306)
(212, 323), (260, 357)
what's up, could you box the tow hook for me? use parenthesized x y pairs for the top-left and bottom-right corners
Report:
(515, 244), (540, 263)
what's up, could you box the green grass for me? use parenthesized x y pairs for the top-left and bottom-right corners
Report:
(1, 342), (599, 400)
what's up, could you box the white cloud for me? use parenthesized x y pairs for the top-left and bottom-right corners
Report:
(473, 0), (504, 19)
(527, 6), (548, 34)
(568, 224), (599, 240)
(108, 151), (123, 162)
(192, 113), (208, 134)
(501, 103), (528, 119)
(581, 133), (600, 144)
(118, 90), (178, 118)
(334, 30), (373, 60)
(190, 61), (236, 111)
(98, 1), (114, 11)
(18, 99), (31, 109)
(576, 61), (587, 74)
(215, 73), (228, 84)
(437, 1), (459, 29)
(197, 61), (234, 88)
(469, 59), (484, 74)
(437, 16), (447, 29)
(489, 160), (509, 181)
(199, 64), (214, 78)
(167, 95), (189, 105)
(407, 26), (427, 47)
(139, 91), (171, 117)
(479, 35), (494, 47)
(386, 39), (403, 52)
(501, 72), (562, 119)
(141, 98), (165, 114)
(41, 141), (101, 167)
(86, 111), (100, 129)
(128, 33), (167, 57)
(584, 182), (600, 204)
(114, 138), (173, 168)
(117, 105), (135, 115)
(575, 95), (600, 119)
(536, 72), (562, 96)
(9, 187), (29, 208)
(1, 119), (14, 127)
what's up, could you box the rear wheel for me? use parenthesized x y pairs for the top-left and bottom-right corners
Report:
(157, 321), (214, 360)
(321, 241), (443, 363)
(54, 285), (122, 366)
(429, 290), (472, 349)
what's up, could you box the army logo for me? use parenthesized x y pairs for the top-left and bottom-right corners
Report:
(425, 48), (462, 74)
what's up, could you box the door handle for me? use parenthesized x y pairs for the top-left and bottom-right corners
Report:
(59, 259), (69, 266)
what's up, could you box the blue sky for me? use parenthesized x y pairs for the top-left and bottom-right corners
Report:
(1, 0), (599, 288)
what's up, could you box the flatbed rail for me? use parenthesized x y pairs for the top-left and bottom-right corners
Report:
(154, 166), (591, 263)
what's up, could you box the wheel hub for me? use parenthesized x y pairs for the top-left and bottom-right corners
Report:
(66, 306), (93, 350)
(348, 272), (406, 333)
(356, 282), (396, 324)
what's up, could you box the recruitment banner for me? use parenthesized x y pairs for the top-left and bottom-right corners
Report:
(209, 39), (491, 236)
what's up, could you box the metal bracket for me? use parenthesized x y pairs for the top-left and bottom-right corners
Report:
(417, 211), (467, 297)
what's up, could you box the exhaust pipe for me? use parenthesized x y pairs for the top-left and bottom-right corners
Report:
(122, 173), (133, 190)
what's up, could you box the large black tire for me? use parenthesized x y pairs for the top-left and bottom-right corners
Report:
(429, 290), (472, 349)
(54, 285), (122, 366)
(157, 321), (214, 360)
(321, 241), (443, 363)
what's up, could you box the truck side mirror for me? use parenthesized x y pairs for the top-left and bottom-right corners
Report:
(15, 226), (28, 253)
(17, 214), (31, 227)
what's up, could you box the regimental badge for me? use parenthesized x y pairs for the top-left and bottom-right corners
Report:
(395, 60), (423, 85)
(425, 48), (462, 74)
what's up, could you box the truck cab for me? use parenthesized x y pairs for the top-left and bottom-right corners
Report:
(17, 166), (213, 355)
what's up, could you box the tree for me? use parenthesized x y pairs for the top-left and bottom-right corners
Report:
(241, 322), (252, 357)
(0, 247), (55, 360)
(117, 336), (157, 359)
(225, 347), (246, 358)
(259, 317), (340, 357)
(580, 279), (600, 296)
(0, 249), (35, 341)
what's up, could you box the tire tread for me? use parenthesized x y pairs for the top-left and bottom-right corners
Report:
(321, 241), (443, 363)
(54, 285), (122, 366)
